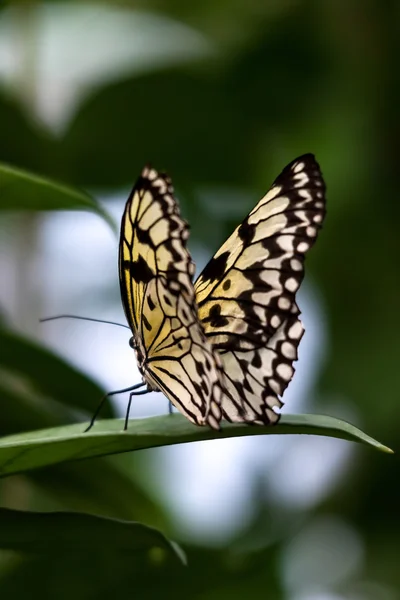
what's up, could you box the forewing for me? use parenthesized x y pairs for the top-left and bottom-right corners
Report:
(195, 154), (326, 423)
(119, 166), (223, 429)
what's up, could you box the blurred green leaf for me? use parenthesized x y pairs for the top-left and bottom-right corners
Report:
(0, 382), (70, 435)
(0, 414), (391, 478)
(0, 327), (114, 419)
(29, 456), (168, 525)
(0, 508), (185, 564)
(0, 541), (280, 600)
(0, 93), (53, 173)
(60, 69), (251, 188)
(0, 162), (116, 231)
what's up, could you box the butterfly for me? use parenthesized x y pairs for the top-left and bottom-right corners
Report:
(114, 154), (326, 429)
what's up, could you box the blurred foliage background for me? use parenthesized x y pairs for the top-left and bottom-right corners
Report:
(0, 1), (399, 599)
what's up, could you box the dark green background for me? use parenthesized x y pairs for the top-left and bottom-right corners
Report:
(0, 1), (398, 598)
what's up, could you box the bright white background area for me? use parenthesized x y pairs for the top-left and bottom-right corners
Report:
(0, 5), (371, 599)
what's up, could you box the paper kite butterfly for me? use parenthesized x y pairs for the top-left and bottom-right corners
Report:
(111, 155), (326, 430)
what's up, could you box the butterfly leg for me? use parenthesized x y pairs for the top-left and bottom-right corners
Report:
(85, 382), (146, 432)
(168, 401), (174, 415)
(123, 389), (150, 431)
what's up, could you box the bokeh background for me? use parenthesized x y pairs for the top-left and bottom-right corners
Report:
(0, 1), (399, 599)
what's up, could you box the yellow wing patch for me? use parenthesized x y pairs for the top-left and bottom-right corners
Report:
(119, 166), (223, 429)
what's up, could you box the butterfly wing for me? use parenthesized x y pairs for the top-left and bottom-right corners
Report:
(119, 166), (223, 429)
(195, 154), (326, 424)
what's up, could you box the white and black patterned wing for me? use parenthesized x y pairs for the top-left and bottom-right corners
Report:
(119, 166), (223, 429)
(195, 154), (326, 424)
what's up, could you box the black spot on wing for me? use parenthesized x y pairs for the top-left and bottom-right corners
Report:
(163, 295), (172, 307)
(200, 251), (230, 283)
(238, 220), (255, 243)
(168, 216), (181, 232)
(203, 304), (229, 328)
(137, 227), (153, 247)
(251, 352), (262, 368)
(196, 361), (205, 376)
(147, 295), (155, 311)
(125, 256), (154, 284)
(142, 314), (152, 331)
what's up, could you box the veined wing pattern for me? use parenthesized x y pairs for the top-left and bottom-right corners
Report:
(195, 154), (326, 424)
(119, 166), (223, 429)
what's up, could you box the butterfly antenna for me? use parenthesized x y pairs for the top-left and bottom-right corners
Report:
(85, 382), (148, 432)
(40, 315), (130, 330)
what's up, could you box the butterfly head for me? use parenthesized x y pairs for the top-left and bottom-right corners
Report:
(128, 334), (157, 392)
(129, 335), (144, 370)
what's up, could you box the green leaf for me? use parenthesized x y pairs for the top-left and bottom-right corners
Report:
(0, 414), (392, 478)
(0, 327), (114, 419)
(0, 508), (186, 565)
(0, 162), (116, 231)
(0, 382), (166, 522)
